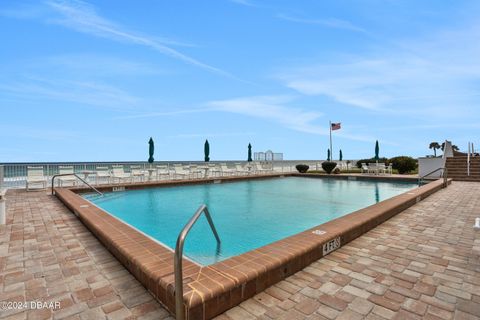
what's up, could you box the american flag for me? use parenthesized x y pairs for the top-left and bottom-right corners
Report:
(331, 122), (341, 131)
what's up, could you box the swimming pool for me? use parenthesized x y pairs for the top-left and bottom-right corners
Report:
(84, 177), (417, 265)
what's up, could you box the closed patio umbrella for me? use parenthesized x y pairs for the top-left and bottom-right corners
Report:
(148, 137), (154, 163)
(247, 143), (252, 162)
(204, 139), (210, 162)
(375, 140), (379, 161)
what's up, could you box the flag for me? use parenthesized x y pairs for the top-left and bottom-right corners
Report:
(331, 122), (341, 131)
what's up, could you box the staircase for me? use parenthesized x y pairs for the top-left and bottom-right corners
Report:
(445, 156), (480, 181)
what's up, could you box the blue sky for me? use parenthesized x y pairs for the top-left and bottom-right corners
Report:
(1, 0), (479, 162)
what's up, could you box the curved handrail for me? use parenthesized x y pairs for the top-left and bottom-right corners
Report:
(418, 167), (448, 188)
(174, 204), (221, 320)
(51, 173), (103, 196)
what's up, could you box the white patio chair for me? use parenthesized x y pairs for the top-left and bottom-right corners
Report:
(156, 165), (170, 180)
(361, 163), (370, 174)
(172, 164), (189, 180)
(57, 166), (77, 187)
(386, 164), (393, 175)
(254, 162), (270, 174)
(235, 163), (249, 176)
(377, 163), (386, 175)
(208, 164), (222, 177)
(130, 165), (147, 182)
(26, 167), (46, 191)
(188, 164), (202, 179)
(95, 166), (111, 184)
(111, 166), (131, 183)
(220, 163), (236, 176)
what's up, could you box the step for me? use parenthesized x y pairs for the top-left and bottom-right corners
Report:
(446, 160), (480, 163)
(452, 178), (480, 181)
(450, 175), (480, 179)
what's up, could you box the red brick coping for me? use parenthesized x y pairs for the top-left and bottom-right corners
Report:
(54, 174), (449, 319)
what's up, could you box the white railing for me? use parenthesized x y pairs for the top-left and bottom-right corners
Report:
(2, 162), (155, 189)
(0, 160), (356, 189)
(0, 165), (4, 190)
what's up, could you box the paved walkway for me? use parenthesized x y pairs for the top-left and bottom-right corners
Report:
(1, 182), (479, 320)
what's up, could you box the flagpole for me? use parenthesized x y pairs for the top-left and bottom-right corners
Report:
(329, 121), (332, 161)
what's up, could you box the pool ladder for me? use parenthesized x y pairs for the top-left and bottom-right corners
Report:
(174, 204), (221, 320)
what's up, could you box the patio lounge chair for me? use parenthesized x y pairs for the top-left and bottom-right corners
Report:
(208, 164), (222, 177)
(235, 163), (249, 176)
(130, 165), (147, 182)
(156, 165), (170, 180)
(376, 163), (387, 175)
(172, 164), (189, 179)
(26, 166), (46, 191)
(188, 164), (202, 179)
(111, 166), (131, 183)
(220, 163), (236, 176)
(361, 163), (370, 174)
(57, 166), (77, 186)
(254, 162), (271, 174)
(386, 164), (393, 174)
(95, 166), (111, 184)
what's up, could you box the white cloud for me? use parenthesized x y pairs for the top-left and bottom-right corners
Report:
(114, 108), (211, 120)
(277, 13), (367, 33)
(38, 53), (166, 76)
(207, 95), (322, 130)
(276, 22), (480, 118)
(0, 125), (81, 141)
(0, 76), (139, 110)
(229, 0), (256, 7)
(206, 95), (377, 142)
(169, 132), (256, 139)
(41, 0), (231, 77)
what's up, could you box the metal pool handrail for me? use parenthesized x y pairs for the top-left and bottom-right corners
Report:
(418, 167), (448, 188)
(51, 173), (103, 196)
(174, 204), (221, 320)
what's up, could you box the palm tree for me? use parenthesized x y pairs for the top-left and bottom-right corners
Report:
(441, 142), (459, 152)
(429, 142), (441, 157)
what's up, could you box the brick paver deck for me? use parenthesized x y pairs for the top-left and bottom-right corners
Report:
(1, 182), (479, 319)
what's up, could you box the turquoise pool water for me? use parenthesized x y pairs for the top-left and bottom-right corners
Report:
(84, 177), (417, 265)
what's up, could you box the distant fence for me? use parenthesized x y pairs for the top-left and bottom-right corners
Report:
(254, 151), (283, 161)
(0, 165), (4, 190)
(0, 160), (356, 189)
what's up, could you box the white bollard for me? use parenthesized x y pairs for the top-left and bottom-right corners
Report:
(0, 190), (5, 225)
(474, 217), (480, 231)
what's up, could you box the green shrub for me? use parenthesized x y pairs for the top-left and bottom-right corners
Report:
(322, 161), (337, 174)
(296, 164), (309, 173)
(356, 157), (390, 168)
(389, 156), (417, 174)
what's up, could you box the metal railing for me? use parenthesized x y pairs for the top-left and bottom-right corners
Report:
(0, 165), (4, 190)
(418, 167), (448, 188)
(0, 160), (338, 189)
(174, 204), (221, 320)
(51, 173), (103, 196)
(1, 162), (157, 189)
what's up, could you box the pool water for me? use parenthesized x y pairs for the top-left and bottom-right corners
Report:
(84, 177), (417, 265)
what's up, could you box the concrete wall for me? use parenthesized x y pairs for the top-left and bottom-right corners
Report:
(418, 157), (445, 178)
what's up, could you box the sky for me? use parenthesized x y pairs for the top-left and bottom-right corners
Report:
(1, 0), (480, 162)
